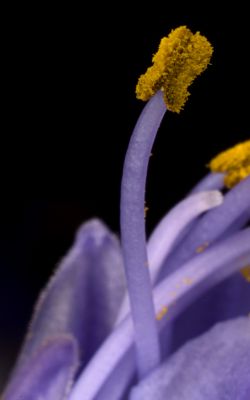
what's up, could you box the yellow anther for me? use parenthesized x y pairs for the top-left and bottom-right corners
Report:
(241, 266), (250, 283)
(156, 306), (169, 321)
(209, 140), (250, 188)
(136, 26), (213, 113)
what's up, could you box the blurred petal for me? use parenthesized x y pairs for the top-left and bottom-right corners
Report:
(4, 335), (79, 400)
(14, 219), (125, 372)
(131, 317), (250, 400)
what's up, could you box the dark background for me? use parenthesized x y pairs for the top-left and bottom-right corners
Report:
(1, 3), (249, 389)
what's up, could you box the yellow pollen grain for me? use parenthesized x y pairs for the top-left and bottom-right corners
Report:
(196, 241), (210, 254)
(209, 140), (250, 188)
(241, 266), (250, 283)
(136, 26), (213, 113)
(156, 306), (169, 321)
(182, 277), (193, 285)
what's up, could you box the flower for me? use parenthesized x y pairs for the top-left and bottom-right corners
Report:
(3, 27), (250, 400)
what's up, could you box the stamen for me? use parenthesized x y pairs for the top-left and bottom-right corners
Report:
(209, 140), (250, 280)
(136, 26), (213, 113)
(120, 91), (165, 379)
(159, 176), (250, 279)
(209, 140), (250, 188)
(190, 172), (225, 193)
(121, 26), (213, 379)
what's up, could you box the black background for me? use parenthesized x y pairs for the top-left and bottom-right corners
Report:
(1, 3), (249, 388)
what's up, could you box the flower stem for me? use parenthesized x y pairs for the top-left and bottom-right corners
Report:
(120, 90), (166, 378)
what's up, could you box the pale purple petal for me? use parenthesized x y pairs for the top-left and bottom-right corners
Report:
(69, 317), (134, 400)
(4, 335), (79, 400)
(131, 317), (250, 400)
(13, 219), (125, 373)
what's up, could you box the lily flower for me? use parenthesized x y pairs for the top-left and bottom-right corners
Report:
(3, 26), (250, 400)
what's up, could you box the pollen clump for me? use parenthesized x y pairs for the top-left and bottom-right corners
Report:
(136, 26), (213, 113)
(196, 241), (210, 254)
(209, 140), (250, 188)
(156, 306), (168, 321)
(182, 277), (193, 285)
(241, 266), (250, 283)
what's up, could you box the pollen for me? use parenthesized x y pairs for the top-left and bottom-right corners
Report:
(209, 140), (250, 188)
(136, 26), (213, 113)
(241, 266), (250, 283)
(156, 306), (169, 321)
(182, 277), (193, 285)
(196, 241), (210, 254)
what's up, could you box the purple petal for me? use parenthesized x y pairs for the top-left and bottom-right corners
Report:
(14, 219), (125, 372)
(155, 228), (250, 354)
(130, 317), (250, 400)
(3, 335), (79, 400)
(158, 176), (250, 355)
(70, 228), (250, 400)
(172, 272), (250, 352)
(69, 316), (134, 400)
